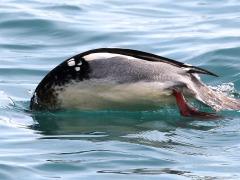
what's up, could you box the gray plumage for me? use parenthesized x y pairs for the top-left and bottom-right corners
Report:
(88, 56), (186, 83)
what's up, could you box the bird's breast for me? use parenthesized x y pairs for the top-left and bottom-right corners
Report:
(54, 79), (176, 110)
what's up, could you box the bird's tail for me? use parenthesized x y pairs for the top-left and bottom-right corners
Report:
(190, 76), (240, 111)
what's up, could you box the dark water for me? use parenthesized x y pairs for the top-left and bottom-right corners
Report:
(0, 0), (240, 179)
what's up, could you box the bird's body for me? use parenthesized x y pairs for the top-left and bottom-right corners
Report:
(30, 48), (240, 117)
(56, 56), (190, 110)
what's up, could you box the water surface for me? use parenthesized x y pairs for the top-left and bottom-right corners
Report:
(0, 0), (240, 179)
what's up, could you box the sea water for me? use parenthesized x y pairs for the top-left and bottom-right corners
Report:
(0, 0), (240, 179)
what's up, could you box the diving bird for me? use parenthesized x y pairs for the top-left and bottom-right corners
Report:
(30, 48), (240, 117)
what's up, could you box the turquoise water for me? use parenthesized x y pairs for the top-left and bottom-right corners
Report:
(0, 0), (240, 179)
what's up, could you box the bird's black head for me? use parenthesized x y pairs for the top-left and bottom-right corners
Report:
(30, 55), (90, 111)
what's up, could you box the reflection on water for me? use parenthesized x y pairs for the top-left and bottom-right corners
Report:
(31, 110), (213, 136)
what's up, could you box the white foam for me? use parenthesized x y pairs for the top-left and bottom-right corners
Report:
(0, 91), (14, 108)
(210, 82), (235, 96)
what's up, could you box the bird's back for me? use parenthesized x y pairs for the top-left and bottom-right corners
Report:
(88, 56), (186, 84)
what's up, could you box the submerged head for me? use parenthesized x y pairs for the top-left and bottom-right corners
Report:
(30, 55), (90, 110)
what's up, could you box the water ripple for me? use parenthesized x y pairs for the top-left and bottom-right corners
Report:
(0, 0), (240, 179)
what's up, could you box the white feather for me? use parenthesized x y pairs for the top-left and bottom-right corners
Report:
(83, 52), (136, 61)
(55, 80), (176, 110)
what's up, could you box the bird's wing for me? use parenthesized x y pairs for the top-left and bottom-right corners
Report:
(79, 48), (218, 77)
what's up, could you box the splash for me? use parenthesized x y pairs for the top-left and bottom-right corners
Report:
(204, 82), (240, 111)
(0, 90), (14, 108)
(209, 82), (236, 97)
